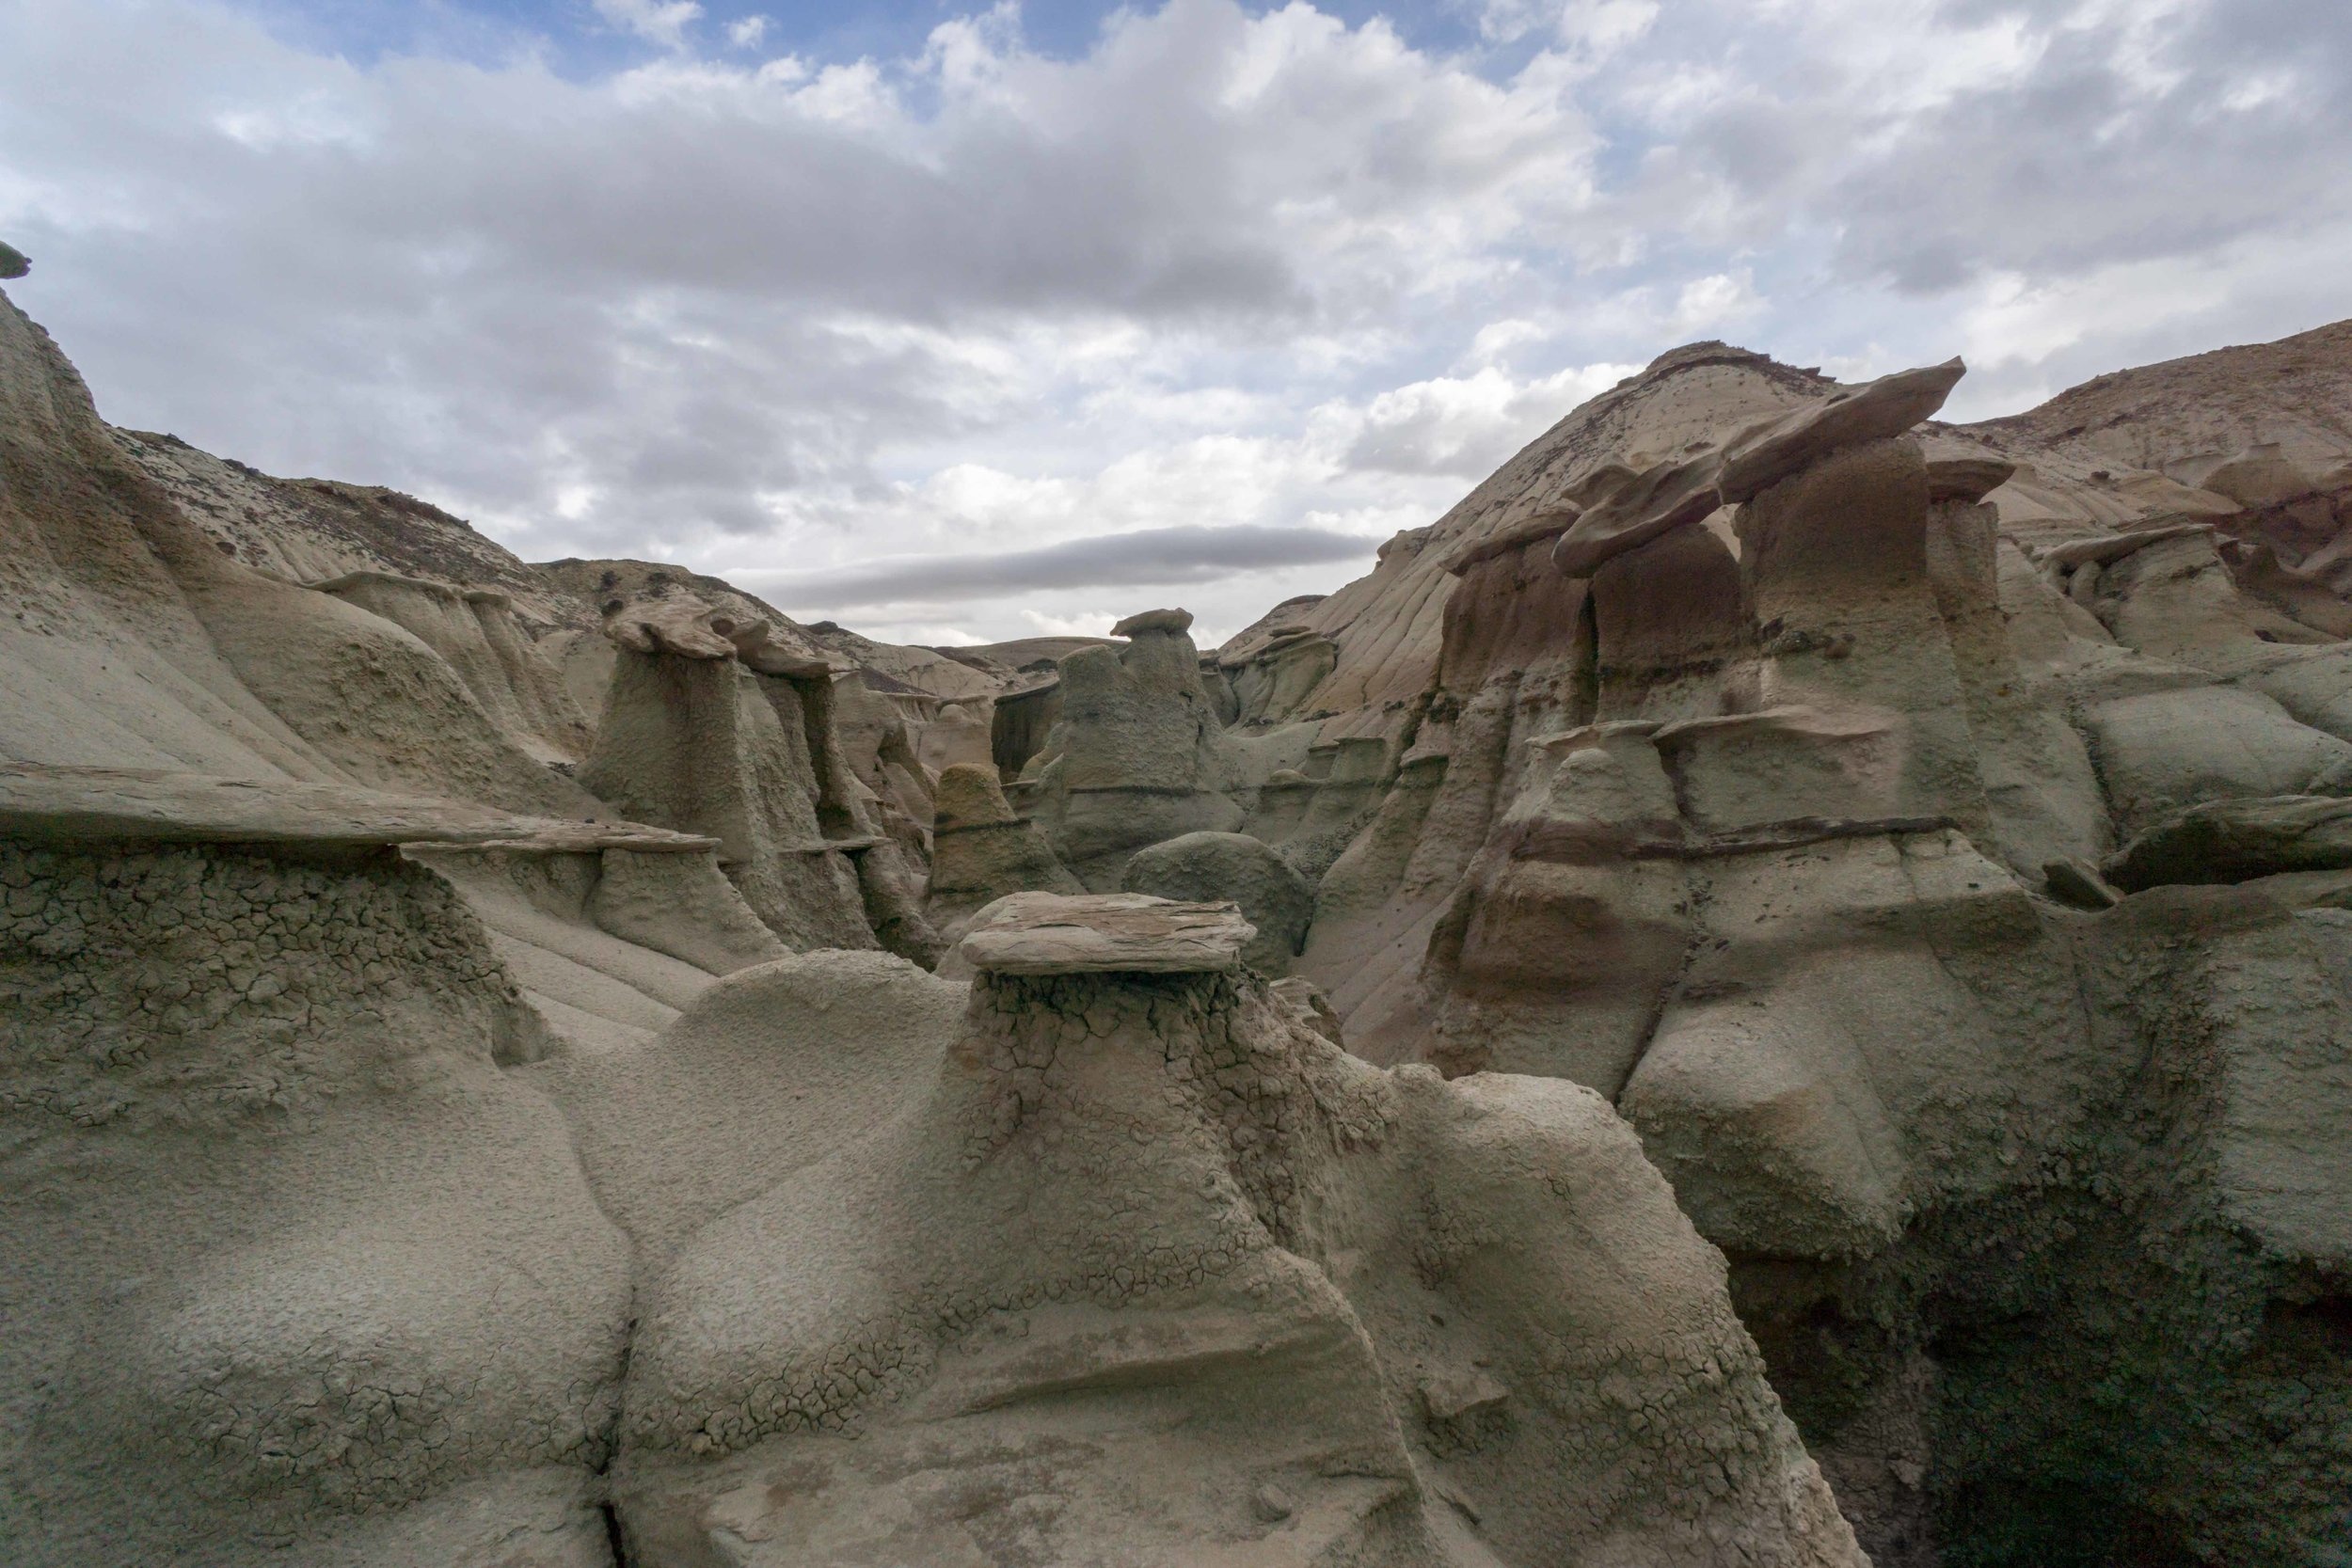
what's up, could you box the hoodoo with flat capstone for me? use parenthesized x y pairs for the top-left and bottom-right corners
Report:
(8, 261), (2352, 1567)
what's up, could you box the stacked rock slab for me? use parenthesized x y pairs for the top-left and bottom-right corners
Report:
(608, 892), (1866, 1567)
(1289, 350), (1847, 1064)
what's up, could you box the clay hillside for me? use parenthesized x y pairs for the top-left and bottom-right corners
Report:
(4, 271), (2350, 1568)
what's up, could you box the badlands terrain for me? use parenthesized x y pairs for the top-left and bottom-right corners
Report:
(3, 270), (2350, 1566)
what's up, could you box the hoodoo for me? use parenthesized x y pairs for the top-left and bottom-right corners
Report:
(5, 263), (2352, 1566)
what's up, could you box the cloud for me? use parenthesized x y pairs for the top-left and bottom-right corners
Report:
(596, 0), (703, 50)
(1333, 361), (1640, 476)
(1021, 609), (1118, 636)
(0, 0), (2344, 642)
(740, 523), (1378, 610)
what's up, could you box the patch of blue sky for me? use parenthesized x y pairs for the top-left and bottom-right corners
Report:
(232, 0), (1494, 78)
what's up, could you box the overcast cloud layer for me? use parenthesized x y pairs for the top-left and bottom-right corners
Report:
(2, 0), (2345, 643)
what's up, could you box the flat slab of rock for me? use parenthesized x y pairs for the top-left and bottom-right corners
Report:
(2044, 856), (2122, 909)
(1551, 454), (1722, 577)
(0, 764), (718, 853)
(1551, 357), (1967, 577)
(1111, 608), (1194, 637)
(1448, 504), (1581, 574)
(2105, 794), (2352, 890)
(1716, 357), (1966, 504)
(955, 891), (1257, 974)
(602, 590), (845, 675)
(1924, 452), (2016, 503)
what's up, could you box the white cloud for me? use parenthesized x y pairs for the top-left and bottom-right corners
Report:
(1556, 0), (1658, 56)
(0, 0), (2344, 642)
(1328, 362), (1641, 477)
(1670, 270), (1762, 334)
(595, 0), (703, 51)
(1021, 610), (1119, 636)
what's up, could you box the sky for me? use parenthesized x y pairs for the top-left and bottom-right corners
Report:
(1, 0), (2346, 646)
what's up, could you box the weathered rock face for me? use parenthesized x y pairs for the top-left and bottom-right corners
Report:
(312, 570), (593, 765)
(921, 761), (1084, 943)
(608, 894), (1865, 1567)
(578, 583), (942, 964)
(1237, 339), (2352, 1563)
(0, 287), (605, 820)
(0, 830), (634, 1568)
(1018, 608), (1253, 887)
(9, 262), (2352, 1568)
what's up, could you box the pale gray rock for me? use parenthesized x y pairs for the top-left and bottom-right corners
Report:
(610, 911), (1865, 1567)
(955, 890), (1256, 974)
(1121, 830), (1315, 974)
(922, 761), (1084, 945)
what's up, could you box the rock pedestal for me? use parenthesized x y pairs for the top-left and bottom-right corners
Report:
(1022, 609), (1248, 888)
(611, 892), (1864, 1566)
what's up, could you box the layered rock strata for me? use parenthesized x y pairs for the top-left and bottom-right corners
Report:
(1251, 348), (2352, 1563)
(921, 761), (1084, 944)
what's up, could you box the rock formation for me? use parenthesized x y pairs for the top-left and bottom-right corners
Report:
(922, 761), (1084, 943)
(578, 579), (943, 964)
(609, 893), (1866, 1567)
(1206, 339), (2352, 1564)
(1015, 607), (1253, 886)
(0, 773), (670, 1565)
(7, 264), (2352, 1568)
